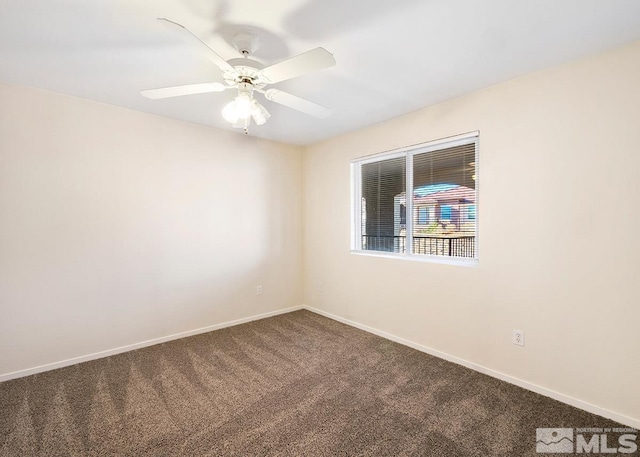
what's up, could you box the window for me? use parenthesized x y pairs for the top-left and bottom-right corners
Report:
(440, 205), (452, 221)
(351, 132), (478, 261)
(417, 207), (428, 225)
(466, 204), (476, 220)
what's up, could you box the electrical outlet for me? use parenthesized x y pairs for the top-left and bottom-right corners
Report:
(256, 285), (263, 295)
(513, 329), (525, 346)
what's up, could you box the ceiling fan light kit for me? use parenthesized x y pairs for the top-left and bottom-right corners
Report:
(221, 82), (271, 128)
(141, 18), (336, 135)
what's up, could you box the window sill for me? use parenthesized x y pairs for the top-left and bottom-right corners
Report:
(350, 250), (479, 267)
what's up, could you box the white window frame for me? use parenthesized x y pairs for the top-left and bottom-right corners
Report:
(350, 131), (479, 266)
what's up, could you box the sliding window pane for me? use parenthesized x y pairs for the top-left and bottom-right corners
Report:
(412, 142), (476, 258)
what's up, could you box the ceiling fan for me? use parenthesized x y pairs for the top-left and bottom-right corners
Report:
(141, 18), (336, 134)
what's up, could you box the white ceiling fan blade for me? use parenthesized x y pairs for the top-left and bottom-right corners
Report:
(141, 82), (226, 99)
(157, 18), (238, 76)
(258, 48), (335, 84)
(264, 89), (331, 118)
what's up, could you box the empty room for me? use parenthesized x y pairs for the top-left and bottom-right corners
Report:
(1, 1), (639, 455)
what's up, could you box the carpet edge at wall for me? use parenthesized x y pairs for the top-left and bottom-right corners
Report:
(303, 305), (639, 430)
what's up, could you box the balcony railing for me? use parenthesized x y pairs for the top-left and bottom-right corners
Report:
(361, 235), (475, 258)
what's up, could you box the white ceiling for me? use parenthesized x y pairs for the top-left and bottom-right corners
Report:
(2, 0), (640, 146)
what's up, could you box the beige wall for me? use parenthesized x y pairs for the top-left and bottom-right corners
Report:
(0, 82), (303, 376)
(303, 40), (640, 422)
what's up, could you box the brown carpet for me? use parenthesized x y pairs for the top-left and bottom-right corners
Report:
(0, 310), (626, 456)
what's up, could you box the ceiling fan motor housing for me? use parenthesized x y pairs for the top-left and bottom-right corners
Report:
(223, 58), (266, 89)
(237, 81), (253, 96)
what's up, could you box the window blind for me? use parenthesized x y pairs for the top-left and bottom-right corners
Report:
(360, 156), (406, 253)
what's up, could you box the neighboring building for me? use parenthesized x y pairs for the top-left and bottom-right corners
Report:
(396, 185), (476, 236)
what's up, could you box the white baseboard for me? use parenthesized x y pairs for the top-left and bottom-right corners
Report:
(0, 306), (304, 383)
(3, 304), (638, 430)
(303, 305), (640, 430)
